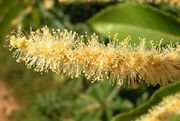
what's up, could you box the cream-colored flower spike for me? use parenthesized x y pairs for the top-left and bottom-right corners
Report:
(134, 92), (180, 121)
(155, 0), (180, 6)
(7, 26), (180, 86)
(131, 0), (180, 6)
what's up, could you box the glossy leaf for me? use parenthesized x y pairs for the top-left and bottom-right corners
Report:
(88, 3), (180, 44)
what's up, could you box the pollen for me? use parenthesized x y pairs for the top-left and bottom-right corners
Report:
(9, 35), (27, 49)
(7, 26), (180, 87)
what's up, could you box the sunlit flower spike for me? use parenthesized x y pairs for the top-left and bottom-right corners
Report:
(135, 92), (180, 121)
(7, 26), (180, 87)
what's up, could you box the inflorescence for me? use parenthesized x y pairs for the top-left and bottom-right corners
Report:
(130, 0), (180, 6)
(7, 26), (180, 86)
(134, 92), (180, 121)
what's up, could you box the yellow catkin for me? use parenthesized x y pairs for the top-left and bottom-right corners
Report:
(7, 26), (180, 86)
(134, 92), (180, 121)
(156, 0), (180, 6)
(131, 0), (180, 6)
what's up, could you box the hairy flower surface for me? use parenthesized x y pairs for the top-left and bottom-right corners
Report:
(134, 92), (180, 121)
(7, 26), (180, 86)
(131, 0), (180, 6)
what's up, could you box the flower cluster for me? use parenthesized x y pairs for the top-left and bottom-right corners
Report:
(7, 26), (180, 86)
(135, 92), (180, 121)
(131, 0), (180, 6)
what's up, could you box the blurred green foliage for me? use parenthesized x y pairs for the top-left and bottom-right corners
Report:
(0, 0), (179, 121)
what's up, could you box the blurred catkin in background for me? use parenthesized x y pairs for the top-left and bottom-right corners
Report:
(135, 92), (180, 121)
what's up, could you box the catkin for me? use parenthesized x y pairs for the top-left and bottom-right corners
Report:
(7, 26), (180, 86)
(129, 0), (180, 6)
(134, 92), (180, 121)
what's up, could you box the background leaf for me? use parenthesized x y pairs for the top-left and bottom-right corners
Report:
(88, 3), (180, 44)
(0, 0), (22, 41)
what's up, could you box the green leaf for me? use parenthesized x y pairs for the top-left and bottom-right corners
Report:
(111, 81), (180, 121)
(0, 0), (21, 40)
(88, 3), (180, 44)
(169, 114), (180, 121)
